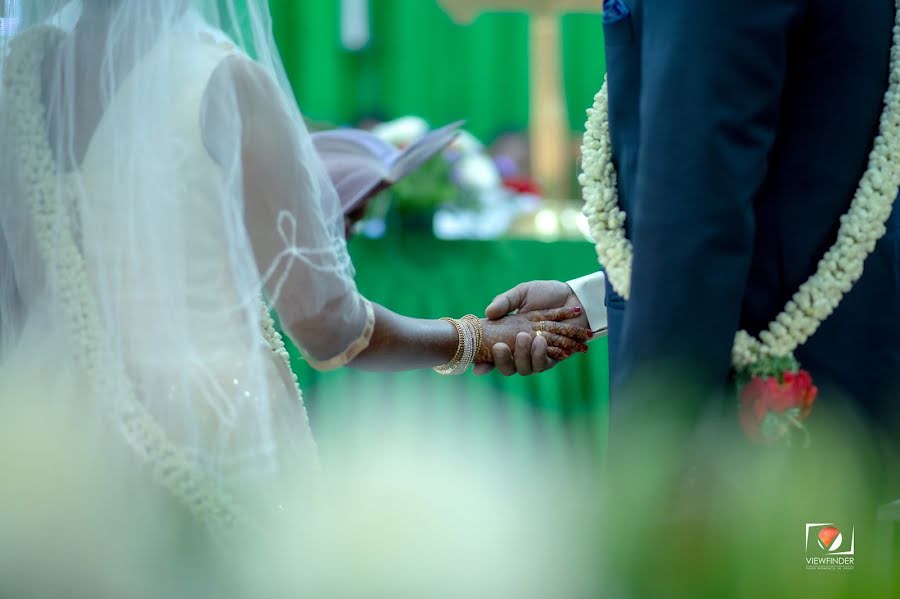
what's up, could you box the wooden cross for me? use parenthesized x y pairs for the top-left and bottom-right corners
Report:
(439, 0), (601, 199)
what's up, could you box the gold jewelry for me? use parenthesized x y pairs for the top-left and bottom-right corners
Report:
(434, 317), (465, 375)
(434, 317), (476, 375)
(461, 315), (484, 361)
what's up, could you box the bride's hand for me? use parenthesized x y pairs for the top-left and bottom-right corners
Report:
(477, 306), (592, 364)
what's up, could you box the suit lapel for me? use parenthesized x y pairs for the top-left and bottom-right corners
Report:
(603, 0), (641, 231)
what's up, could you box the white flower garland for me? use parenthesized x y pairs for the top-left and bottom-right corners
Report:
(580, 4), (900, 370)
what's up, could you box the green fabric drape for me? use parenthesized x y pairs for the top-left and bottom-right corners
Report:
(269, 1), (606, 142)
(286, 237), (609, 463)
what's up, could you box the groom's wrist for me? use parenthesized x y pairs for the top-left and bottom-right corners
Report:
(566, 273), (609, 337)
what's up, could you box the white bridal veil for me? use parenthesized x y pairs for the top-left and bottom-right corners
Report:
(0, 0), (375, 527)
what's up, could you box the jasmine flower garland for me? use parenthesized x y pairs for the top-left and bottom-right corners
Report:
(579, 4), (900, 444)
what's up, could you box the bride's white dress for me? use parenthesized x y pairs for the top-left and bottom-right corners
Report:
(0, 17), (374, 528)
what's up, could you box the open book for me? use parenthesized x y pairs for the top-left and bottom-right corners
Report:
(312, 121), (464, 214)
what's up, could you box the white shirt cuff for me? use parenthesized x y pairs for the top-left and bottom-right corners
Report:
(566, 272), (608, 337)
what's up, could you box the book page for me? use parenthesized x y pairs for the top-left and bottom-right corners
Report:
(312, 130), (394, 212)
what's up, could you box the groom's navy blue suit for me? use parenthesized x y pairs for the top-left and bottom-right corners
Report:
(602, 0), (900, 440)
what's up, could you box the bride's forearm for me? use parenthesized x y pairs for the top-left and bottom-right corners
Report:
(348, 303), (459, 372)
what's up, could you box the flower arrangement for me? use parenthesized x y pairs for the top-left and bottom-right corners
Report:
(370, 117), (496, 231)
(735, 356), (817, 446)
(579, 2), (900, 445)
(389, 152), (459, 215)
(372, 117), (465, 220)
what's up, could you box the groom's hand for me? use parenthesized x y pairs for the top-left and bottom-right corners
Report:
(475, 281), (587, 376)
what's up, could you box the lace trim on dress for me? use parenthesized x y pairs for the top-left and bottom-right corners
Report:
(303, 298), (376, 372)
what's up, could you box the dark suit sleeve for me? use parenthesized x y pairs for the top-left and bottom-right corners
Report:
(617, 1), (803, 390)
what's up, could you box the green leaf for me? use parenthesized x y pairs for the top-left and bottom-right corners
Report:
(734, 354), (799, 386)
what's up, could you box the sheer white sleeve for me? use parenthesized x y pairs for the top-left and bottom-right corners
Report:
(201, 54), (374, 371)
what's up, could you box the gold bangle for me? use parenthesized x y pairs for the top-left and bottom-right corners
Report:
(434, 317), (465, 374)
(461, 315), (485, 362)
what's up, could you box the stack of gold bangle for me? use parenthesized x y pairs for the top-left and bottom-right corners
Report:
(433, 315), (483, 375)
(461, 314), (485, 362)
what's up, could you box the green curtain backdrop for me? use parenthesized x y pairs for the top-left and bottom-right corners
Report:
(269, 0), (607, 142)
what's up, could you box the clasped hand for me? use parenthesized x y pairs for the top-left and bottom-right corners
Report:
(476, 280), (591, 376)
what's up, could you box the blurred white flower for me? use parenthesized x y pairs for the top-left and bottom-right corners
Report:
(372, 116), (429, 147)
(455, 153), (501, 191)
(449, 130), (485, 154)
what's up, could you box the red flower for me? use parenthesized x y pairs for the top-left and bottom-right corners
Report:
(502, 176), (543, 196)
(738, 370), (818, 444)
(783, 370), (817, 418)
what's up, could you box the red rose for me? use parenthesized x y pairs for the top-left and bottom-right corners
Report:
(738, 370), (818, 444)
(783, 369), (818, 418)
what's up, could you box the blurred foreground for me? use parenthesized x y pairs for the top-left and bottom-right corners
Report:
(0, 374), (896, 599)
